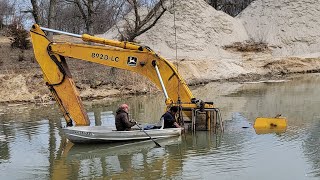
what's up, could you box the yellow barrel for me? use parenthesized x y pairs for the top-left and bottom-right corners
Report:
(254, 117), (287, 129)
(254, 117), (287, 134)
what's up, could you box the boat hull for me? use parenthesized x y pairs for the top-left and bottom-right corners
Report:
(63, 126), (182, 144)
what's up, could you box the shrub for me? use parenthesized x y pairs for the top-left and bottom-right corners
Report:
(224, 39), (269, 52)
(6, 21), (31, 50)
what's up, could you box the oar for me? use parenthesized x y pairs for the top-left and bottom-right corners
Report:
(135, 123), (161, 147)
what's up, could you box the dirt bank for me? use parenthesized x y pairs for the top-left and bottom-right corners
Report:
(0, 35), (158, 104)
(1, 34), (320, 104)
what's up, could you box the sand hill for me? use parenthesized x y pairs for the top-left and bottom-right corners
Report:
(100, 0), (320, 84)
(102, 0), (248, 60)
(238, 0), (320, 57)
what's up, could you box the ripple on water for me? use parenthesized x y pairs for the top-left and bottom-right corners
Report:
(181, 117), (306, 178)
(0, 135), (6, 142)
(306, 169), (320, 178)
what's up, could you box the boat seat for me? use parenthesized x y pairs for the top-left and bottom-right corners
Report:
(143, 118), (164, 130)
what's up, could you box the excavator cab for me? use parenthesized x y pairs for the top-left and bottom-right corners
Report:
(30, 24), (223, 131)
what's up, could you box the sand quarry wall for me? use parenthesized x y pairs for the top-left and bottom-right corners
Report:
(238, 0), (320, 57)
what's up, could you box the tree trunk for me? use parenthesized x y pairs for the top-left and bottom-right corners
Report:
(74, 0), (94, 34)
(124, 0), (166, 42)
(47, 0), (57, 40)
(87, 0), (94, 35)
(30, 0), (40, 24)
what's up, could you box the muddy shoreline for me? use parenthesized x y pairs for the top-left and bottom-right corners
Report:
(1, 69), (320, 105)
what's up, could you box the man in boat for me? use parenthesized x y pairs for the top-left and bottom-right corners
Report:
(115, 104), (137, 131)
(161, 106), (182, 129)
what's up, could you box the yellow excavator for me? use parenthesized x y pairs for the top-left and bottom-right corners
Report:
(30, 24), (222, 131)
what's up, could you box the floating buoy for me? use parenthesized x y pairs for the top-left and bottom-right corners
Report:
(254, 116), (287, 134)
(254, 117), (287, 128)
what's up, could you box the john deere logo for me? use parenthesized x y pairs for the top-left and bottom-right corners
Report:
(127, 56), (137, 66)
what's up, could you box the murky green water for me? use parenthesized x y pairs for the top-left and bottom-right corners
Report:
(1, 74), (320, 179)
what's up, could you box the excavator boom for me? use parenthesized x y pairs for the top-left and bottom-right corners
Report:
(30, 24), (219, 129)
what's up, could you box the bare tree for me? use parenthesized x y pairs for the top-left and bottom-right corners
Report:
(57, 0), (117, 34)
(26, 0), (52, 26)
(55, 3), (83, 33)
(63, 0), (104, 34)
(47, 0), (56, 38)
(53, 0), (120, 34)
(119, 0), (166, 42)
(30, 0), (41, 24)
(92, 0), (120, 34)
(25, 0), (60, 39)
(73, 0), (94, 34)
(38, 0), (56, 39)
(0, 0), (15, 28)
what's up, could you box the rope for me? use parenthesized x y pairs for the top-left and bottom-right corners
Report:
(173, 0), (184, 126)
(173, 0), (179, 85)
(173, 0), (178, 64)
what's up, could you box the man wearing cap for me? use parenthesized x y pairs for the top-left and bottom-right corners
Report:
(115, 104), (137, 131)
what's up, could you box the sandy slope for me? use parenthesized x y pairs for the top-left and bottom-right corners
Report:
(238, 0), (320, 57)
(100, 0), (320, 84)
(101, 0), (248, 60)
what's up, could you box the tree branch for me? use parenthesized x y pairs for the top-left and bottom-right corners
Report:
(74, 0), (88, 21)
(139, 0), (165, 29)
(135, 6), (165, 38)
(132, 0), (140, 32)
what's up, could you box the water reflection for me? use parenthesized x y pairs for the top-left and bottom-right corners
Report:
(51, 132), (223, 179)
(61, 137), (182, 179)
(303, 117), (320, 177)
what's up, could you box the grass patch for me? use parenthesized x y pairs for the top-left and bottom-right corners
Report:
(224, 40), (269, 52)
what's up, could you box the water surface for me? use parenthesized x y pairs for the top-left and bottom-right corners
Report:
(1, 74), (320, 179)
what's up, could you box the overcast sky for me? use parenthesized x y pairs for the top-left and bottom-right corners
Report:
(6, 0), (34, 29)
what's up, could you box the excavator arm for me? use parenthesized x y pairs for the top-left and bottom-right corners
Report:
(30, 24), (219, 129)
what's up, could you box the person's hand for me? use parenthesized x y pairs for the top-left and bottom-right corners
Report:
(174, 122), (181, 128)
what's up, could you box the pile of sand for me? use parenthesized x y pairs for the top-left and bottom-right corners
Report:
(238, 0), (320, 57)
(0, 74), (33, 102)
(101, 0), (248, 60)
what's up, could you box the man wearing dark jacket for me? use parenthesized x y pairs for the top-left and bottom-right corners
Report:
(161, 106), (182, 129)
(115, 104), (136, 131)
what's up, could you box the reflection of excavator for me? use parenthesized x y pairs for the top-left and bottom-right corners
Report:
(30, 24), (222, 130)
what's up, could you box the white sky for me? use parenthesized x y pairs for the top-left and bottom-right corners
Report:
(5, 0), (34, 29)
